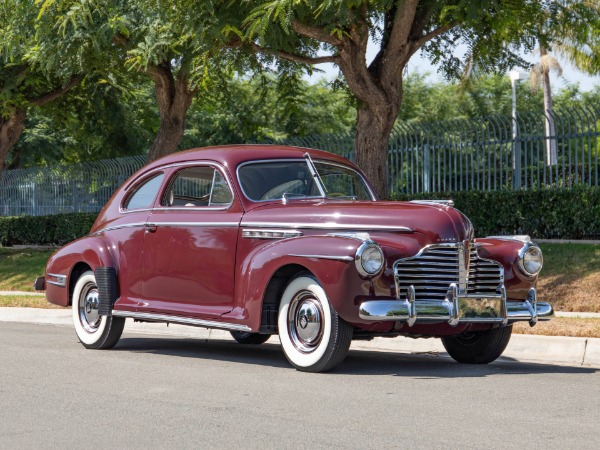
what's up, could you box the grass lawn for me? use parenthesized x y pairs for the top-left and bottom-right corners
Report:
(0, 247), (54, 292)
(514, 317), (600, 338)
(0, 295), (64, 309)
(1, 243), (599, 336)
(537, 243), (600, 312)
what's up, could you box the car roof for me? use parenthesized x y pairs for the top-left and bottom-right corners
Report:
(142, 145), (355, 172)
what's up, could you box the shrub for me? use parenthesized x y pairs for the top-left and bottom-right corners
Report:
(0, 213), (98, 246)
(392, 186), (600, 239)
(1, 186), (599, 245)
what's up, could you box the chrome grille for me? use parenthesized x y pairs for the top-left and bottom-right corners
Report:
(394, 243), (503, 302)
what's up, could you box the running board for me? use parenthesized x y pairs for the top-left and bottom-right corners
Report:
(112, 310), (252, 332)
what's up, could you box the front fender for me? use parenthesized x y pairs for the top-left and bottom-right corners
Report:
(476, 238), (538, 300)
(45, 235), (116, 307)
(230, 235), (371, 331)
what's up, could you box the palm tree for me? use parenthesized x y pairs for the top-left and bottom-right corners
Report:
(529, 3), (600, 166)
(530, 49), (563, 166)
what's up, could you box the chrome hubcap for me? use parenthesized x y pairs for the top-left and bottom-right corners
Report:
(79, 285), (101, 333)
(288, 290), (324, 353)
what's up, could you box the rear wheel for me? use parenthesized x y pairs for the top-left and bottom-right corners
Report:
(72, 271), (125, 349)
(441, 325), (513, 364)
(230, 331), (271, 345)
(278, 273), (352, 372)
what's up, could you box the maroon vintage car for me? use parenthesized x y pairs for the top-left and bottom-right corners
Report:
(36, 145), (552, 372)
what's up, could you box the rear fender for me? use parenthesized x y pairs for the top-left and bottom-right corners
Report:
(45, 235), (116, 307)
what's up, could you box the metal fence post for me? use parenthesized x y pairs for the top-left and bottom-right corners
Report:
(512, 121), (522, 190)
(423, 144), (430, 193)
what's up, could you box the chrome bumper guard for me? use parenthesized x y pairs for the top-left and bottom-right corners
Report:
(358, 285), (553, 327)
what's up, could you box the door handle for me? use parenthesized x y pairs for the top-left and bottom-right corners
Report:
(145, 224), (157, 233)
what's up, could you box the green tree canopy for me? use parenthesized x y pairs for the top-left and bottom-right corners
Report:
(216, 0), (600, 197)
(0, 0), (84, 170)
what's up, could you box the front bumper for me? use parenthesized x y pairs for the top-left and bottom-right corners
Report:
(359, 285), (553, 327)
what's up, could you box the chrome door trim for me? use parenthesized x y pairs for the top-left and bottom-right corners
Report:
(112, 311), (252, 332)
(91, 222), (147, 235)
(149, 222), (239, 227)
(241, 221), (412, 232)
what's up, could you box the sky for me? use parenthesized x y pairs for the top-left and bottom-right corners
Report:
(307, 44), (600, 92)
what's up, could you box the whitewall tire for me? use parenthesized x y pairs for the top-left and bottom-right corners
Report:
(72, 271), (125, 349)
(278, 274), (352, 372)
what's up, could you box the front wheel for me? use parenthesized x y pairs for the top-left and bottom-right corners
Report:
(441, 325), (513, 364)
(278, 274), (352, 372)
(72, 271), (125, 349)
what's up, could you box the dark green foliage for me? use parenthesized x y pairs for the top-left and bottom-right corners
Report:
(393, 186), (600, 239)
(0, 213), (98, 246)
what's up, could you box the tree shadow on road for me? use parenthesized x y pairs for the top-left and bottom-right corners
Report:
(113, 335), (598, 378)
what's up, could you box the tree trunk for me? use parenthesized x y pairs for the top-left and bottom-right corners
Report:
(0, 108), (26, 171)
(354, 104), (398, 199)
(147, 112), (190, 162)
(146, 64), (196, 163)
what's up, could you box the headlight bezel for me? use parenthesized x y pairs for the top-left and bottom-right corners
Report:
(518, 242), (543, 277)
(355, 241), (384, 278)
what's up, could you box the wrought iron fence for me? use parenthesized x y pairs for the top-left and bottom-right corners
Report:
(1, 104), (598, 216)
(284, 104), (600, 195)
(0, 155), (145, 217)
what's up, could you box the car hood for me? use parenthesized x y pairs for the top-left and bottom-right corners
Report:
(240, 200), (473, 243)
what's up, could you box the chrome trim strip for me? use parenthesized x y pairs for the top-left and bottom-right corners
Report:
(46, 273), (66, 287)
(289, 254), (354, 262)
(94, 221), (239, 234)
(92, 222), (146, 234)
(410, 199), (454, 207)
(111, 311), (252, 332)
(327, 232), (371, 241)
(242, 229), (303, 239)
(148, 222), (239, 228)
(485, 235), (531, 243)
(242, 222), (412, 232)
(146, 205), (232, 212)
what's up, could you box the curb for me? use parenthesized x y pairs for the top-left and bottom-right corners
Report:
(1, 307), (599, 368)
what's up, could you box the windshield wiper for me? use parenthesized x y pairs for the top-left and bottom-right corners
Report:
(304, 152), (327, 197)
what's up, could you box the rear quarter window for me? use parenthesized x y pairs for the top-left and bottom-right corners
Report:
(124, 173), (164, 210)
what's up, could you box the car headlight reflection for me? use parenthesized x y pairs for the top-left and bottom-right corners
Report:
(518, 244), (543, 277)
(356, 242), (384, 277)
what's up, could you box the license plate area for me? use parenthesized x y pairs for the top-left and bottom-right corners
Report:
(458, 294), (505, 322)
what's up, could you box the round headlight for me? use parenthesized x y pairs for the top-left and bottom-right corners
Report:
(356, 242), (384, 277)
(519, 244), (543, 276)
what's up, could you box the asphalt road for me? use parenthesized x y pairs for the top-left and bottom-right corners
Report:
(1, 322), (599, 449)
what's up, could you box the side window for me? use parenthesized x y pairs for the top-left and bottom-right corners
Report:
(124, 173), (164, 210)
(163, 167), (233, 207)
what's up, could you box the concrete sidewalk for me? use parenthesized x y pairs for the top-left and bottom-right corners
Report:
(2, 307), (599, 368)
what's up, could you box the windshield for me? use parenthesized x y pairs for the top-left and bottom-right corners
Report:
(238, 160), (374, 202)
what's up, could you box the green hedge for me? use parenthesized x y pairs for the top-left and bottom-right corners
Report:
(393, 186), (600, 239)
(0, 213), (98, 246)
(1, 186), (599, 245)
